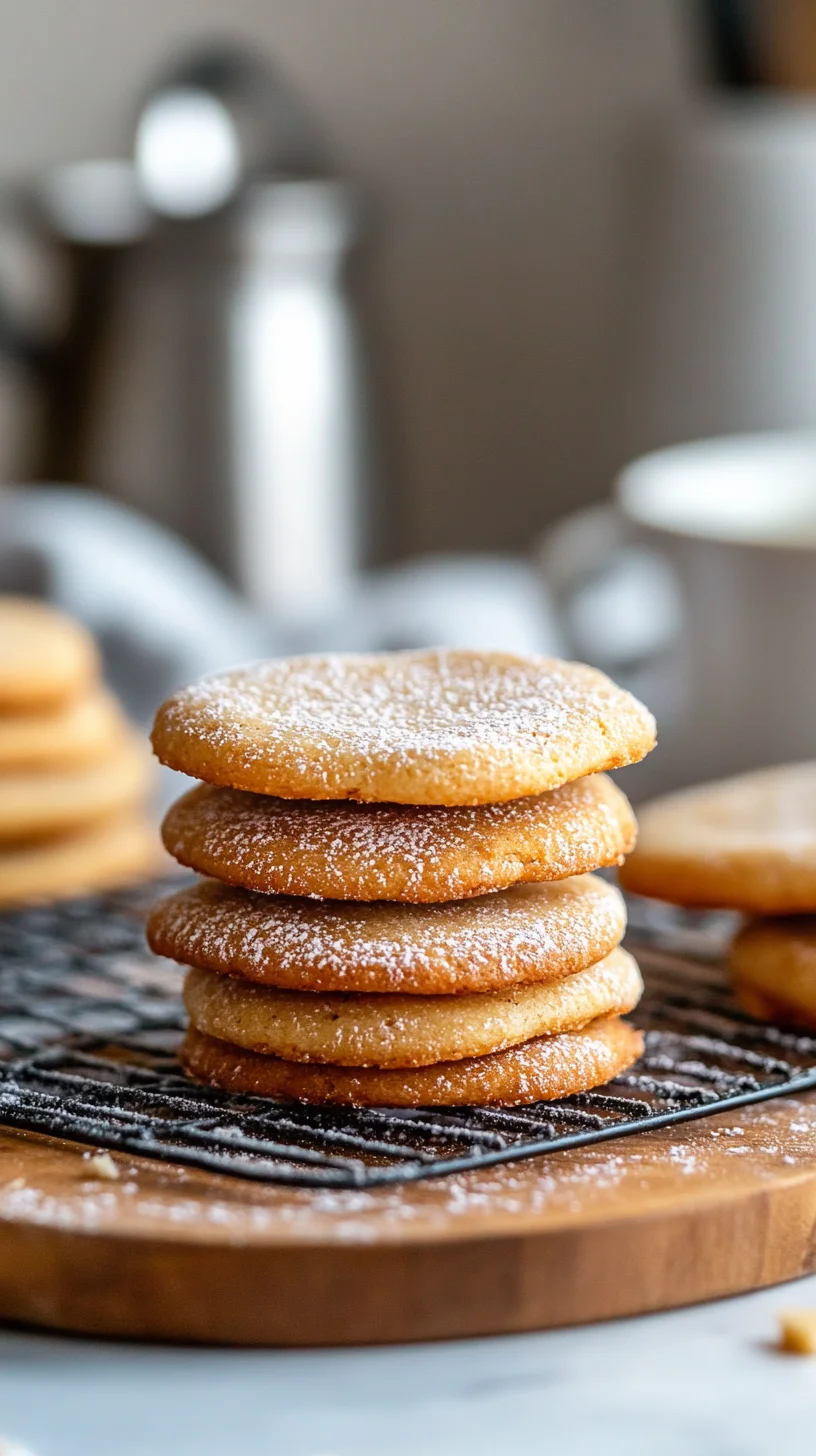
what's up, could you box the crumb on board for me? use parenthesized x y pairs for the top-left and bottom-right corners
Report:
(5, 1178), (24, 1192)
(83, 1151), (120, 1182)
(779, 1309), (816, 1354)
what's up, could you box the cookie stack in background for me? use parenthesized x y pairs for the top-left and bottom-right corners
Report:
(620, 763), (816, 1031)
(148, 650), (656, 1107)
(0, 596), (157, 907)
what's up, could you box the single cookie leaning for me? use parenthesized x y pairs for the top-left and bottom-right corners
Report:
(181, 1017), (644, 1107)
(0, 687), (126, 770)
(161, 774), (637, 903)
(730, 918), (816, 1030)
(620, 763), (816, 913)
(183, 948), (643, 1067)
(0, 596), (98, 710)
(151, 649), (655, 805)
(148, 874), (627, 995)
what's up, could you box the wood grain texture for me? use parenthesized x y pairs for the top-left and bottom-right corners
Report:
(2, 1090), (816, 1344)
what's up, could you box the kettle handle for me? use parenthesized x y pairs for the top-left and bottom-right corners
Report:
(537, 503), (683, 680)
(0, 191), (52, 374)
(0, 299), (49, 373)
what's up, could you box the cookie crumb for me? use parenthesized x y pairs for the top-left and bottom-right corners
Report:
(779, 1309), (816, 1353)
(84, 1151), (119, 1181)
(5, 1178), (24, 1192)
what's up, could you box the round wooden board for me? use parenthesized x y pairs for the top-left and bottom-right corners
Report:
(2, 1091), (816, 1345)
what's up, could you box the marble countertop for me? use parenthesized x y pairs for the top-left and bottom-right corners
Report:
(2, 1276), (816, 1456)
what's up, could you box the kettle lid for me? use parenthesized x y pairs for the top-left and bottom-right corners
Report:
(134, 43), (330, 220)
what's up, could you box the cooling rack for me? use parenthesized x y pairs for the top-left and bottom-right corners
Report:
(0, 880), (814, 1189)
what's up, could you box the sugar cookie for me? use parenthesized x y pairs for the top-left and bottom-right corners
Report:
(0, 815), (159, 907)
(730, 917), (816, 1030)
(0, 733), (153, 842)
(149, 873), (627, 995)
(0, 687), (126, 770)
(181, 1016), (644, 1106)
(161, 773), (637, 902)
(183, 948), (642, 1067)
(151, 649), (655, 805)
(620, 763), (816, 912)
(0, 596), (98, 710)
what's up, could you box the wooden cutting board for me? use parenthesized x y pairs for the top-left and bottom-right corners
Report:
(2, 1087), (816, 1345)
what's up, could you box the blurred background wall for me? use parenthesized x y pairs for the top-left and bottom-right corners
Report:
(0, 0), (690, 555)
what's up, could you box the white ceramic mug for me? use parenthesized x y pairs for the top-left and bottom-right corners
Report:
(539, 433), (816, 793)
(627, 102), (816, 457)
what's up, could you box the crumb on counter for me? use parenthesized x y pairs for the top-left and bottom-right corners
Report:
(83, 1151), (120, 1181)
(779, 1309), (816, 1354)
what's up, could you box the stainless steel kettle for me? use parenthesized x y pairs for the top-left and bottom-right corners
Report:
(0, 47), (378, 628)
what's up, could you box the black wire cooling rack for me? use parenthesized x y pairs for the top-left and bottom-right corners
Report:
(1, 880), (815, 1189)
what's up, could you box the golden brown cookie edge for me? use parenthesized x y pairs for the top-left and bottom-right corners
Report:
(147, 875), (628, 995)
(160, 775), (637, 902)
(181, 948), (644, 1067)
(151, 651), (656, 806)
(180, 1015), (644, 1106)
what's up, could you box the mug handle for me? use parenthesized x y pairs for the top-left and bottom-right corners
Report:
(536, 503), (682, 684)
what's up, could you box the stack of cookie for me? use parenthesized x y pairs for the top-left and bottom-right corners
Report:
(148, 650), (656, 1106)
(0, 596), (156, 907)
(620, 762), (816, 1032)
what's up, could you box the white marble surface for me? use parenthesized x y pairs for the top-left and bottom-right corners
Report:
(2, 1277), (816, 1456)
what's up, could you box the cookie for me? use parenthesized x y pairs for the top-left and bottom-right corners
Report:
(181, 1016), (644, 1106)
(730, 918), (816, 1030)
(0, 596), (98, 710)
(0, 687), (126, 770)
(148, 873), (627, 995)
(0, 732), (153, 842)
(183, 948), (642, 1068)
(151, 649), (656, 805)
(620, 763), (816, 912)
(0, 815), (159, 907)
(161, 773), (637, 903)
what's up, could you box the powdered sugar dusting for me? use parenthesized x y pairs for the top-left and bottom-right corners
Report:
(152, 650), (656, 803)
(149, 874), (627, 994)
(3, 1097), (814, 1243)
(161, 775), (635, 900)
